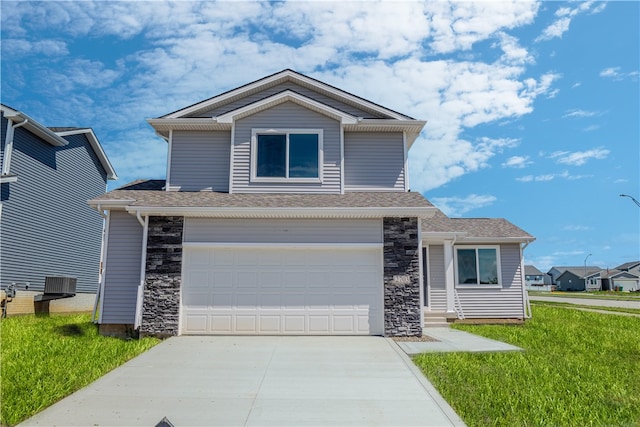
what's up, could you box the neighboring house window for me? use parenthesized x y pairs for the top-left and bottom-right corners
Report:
(454, 246), (501, 287)
(251, 129), (323, 182)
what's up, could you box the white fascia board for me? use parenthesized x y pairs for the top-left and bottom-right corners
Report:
(163, 70), (411, 120)
(0, 105), (68, 147)
(87, 199), (136, 210)
(126, 205), (437, 219)
(456, 236), (536, 244)
(216, 90), (358, 125)
(146, 118), (230, 131)
(55, 129), (118, 180)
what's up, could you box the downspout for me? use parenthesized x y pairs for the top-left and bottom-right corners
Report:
(134, 213), (149, 329)
(520, 241), (531, 319)
(2, 118), (28, 176)
(444, 234), (458, 316)
(92, 205), (108, 322)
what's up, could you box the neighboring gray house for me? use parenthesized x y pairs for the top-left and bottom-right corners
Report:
(1, 104), (116, 313)
(524, 265), (550, 291)
(89, 69), (534, 338)
(553, 267), (602, 292)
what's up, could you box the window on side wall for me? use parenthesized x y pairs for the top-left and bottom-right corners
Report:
(454, 246), (501, 287)
(251, 129), (323, 183)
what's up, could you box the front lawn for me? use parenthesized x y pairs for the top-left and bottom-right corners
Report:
(529, 290), (640, 301)
(0, 313), (159, 426)
(414, 306), (640, 426)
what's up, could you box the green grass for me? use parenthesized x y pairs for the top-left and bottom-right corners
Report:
(530, 300), (640, 315)
(0, 314), (159, 426)
(414, 306), (640, 426)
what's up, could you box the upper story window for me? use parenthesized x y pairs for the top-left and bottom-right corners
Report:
(454, 246), (501, 287)
(251, 129), (323, 183)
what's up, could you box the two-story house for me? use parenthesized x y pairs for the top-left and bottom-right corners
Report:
(1, 104), (117, 315)
(89, 70), (534, 338)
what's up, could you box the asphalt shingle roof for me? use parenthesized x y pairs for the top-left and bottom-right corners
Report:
(525, 265), (544, 276)
(91, 180), (434, 209)
(421, 209), (533, 240)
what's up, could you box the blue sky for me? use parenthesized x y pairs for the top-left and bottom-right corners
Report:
(1, 1), (638, 271)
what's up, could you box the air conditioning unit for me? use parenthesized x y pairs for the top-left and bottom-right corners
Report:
(34, 276), (77, 302)
(44, 276), (77, 294)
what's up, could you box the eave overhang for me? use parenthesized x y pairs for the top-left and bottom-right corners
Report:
(123, 206), (437, 219)
(1, 105), (68, 147)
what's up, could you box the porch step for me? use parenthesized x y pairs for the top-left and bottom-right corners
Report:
(423, 311), (450, 328)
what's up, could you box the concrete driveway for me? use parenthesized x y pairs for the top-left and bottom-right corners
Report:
(20, 336), (465, 427)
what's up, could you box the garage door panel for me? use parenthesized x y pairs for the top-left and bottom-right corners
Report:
(182, 247), (383, 335)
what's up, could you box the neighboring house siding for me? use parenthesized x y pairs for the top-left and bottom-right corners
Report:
(231, 102), (341, 193)
(344, 132), (405, 191)
(169, 130), (230, 191)
(184, 218), (382, 244)
(196, 81), (387, 119)
(101, 211), (142, 324)
(0, 123), (107, 293)
(427, 245), (447, 311)
(457, 244), (525, 318)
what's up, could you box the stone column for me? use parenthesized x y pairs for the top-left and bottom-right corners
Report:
(140, 216), (183, 338)
(383, 217), (422, 337)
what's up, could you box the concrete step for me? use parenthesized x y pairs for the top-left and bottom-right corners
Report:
(423, 312), (450, 327)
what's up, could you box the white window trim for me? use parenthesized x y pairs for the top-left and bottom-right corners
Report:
(454, 245), (502, 288)
(250, 128), (323, 183)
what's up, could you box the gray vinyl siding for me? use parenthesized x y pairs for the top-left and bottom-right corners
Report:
(344, 132), (405, 191)
(169, 130), (230, 191)
(196, 81), (386, 119)
(101, 211), (143, 324)
(456, 244), (525, 318)
(184, 218), (382, 244)
(427, 245), (447, 311)
(232, 102), (341, 193)
(0, 116), (107, 294)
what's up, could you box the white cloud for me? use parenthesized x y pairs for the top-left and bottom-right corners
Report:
(2, 39), (69, 57)
(517, 170), (591, 182)
(536, 1), (603, 42)
(502, 155), (531, 168)
(563, 109), (598, 118)
(563, 225), (593, 231)
(431, 194), (497, 217)
(549, 148), (610, 166)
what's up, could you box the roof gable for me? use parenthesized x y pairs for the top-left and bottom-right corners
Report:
(54, 128), (118, 180)
(161, 69), (413, 120)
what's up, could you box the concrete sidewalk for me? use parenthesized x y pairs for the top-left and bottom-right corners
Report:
(397, 327), (523, 355)
(20, 336), (466, 427)
(529, 295), (640, 309)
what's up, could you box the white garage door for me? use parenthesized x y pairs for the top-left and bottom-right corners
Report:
(181, 246), (383, 335)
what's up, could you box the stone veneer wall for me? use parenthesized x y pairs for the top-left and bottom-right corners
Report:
(383, 217), (422, 336)
(140, 216), (184, 338)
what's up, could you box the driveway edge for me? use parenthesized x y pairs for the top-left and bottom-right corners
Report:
(385, 338), (467, 427)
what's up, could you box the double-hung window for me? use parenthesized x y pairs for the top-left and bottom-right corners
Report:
(454, 246), (501, 287)
(251, 129), (322, 182)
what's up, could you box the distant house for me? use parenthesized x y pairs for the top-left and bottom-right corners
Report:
(524, 265), (551, 291)
(1, 104), (117, 315)
(553, 267), (602, 292)
(610, 261), (640, 292)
